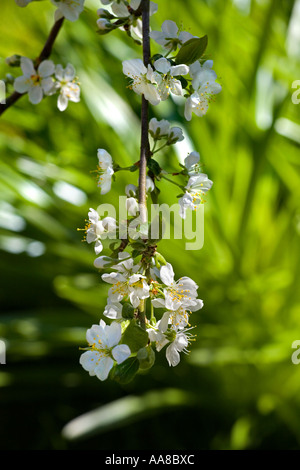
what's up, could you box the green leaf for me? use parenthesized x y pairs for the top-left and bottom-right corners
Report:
(147, 159), (161, 176)
(122, 303), (135, 319)
(175, 35), (208, 65)
(177, 75), (189, 89)
(110, 357), (139, 384)
(137, 346), (155, 370)
(121, 319), (149, 353)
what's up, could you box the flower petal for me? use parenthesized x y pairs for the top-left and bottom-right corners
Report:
(20, 57), (35, 77)
(161, 20), (178, 38)
(14, 76), (31, 94)
(28, 85), (43, 104)
(38, 60), (55, 78)
(105, 321), (122, 348)
(160, 262), (174, 286)
(112, 344), (131, 364)
(94, 356), (114, 381)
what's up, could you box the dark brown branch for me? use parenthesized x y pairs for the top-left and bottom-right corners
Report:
(0, 17), (64, 117)
(137, 0), (151, 331)
(138, 0), (151, 225)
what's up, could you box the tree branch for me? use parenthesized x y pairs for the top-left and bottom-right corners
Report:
(138, 0), (151, 225)
(137, 0), (151, 330)
(0, 17), (64, 117)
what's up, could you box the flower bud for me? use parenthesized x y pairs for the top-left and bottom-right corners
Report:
(97, 18), (112, 31)
(5, 54), (21, 67)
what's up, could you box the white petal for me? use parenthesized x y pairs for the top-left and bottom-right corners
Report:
(178, 31), (194, 44)
(106, 321), (122, 348)
(154, 58), (171, 74)
(112, 2), (129, 17)
(55, 64), (64, 81)
(20, 57), (35, 77)
(149, 117), (170, 136)
(79, 350), (99, 375)
(122, 59), (147, 78)
(160, 262), (174, 286)
(159, 311), (170, 333)
(143, 83), (161, 106)
(97, 148), (113, 169)
(14, 76), (31, 94)
(94, 240), (103, 255)
(149, 1), (158, 15)
(38, 60), (55, 78)
(94, 356), (114, 381)
(93, 256), (113, 270)
(28, 86), (43, 104)
(161, 20), (178, 38)
(151, 298), (166, 308)
(149, 31), (166, 46)
(125, 184), (137, 197)
(64, 63), (76, 81)
(170, 79), (183, 96)
(112, 344), (131, 364)
(184, 151), (200, 170)
(166, 343), (180, 367)
(170, 64), (189, 76)
(99, 173), (112, 195)
(103, 301), (123, 319)
(41, 77), (55, 95)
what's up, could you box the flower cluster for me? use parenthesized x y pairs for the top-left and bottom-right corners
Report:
(79, 207), (204, 378)
(13, 57), (80, 111)
(15, 0), (85, 22)
(96, 0), (157, 39)
(122, 19), (222, 119)
(13, 0), (221, 384)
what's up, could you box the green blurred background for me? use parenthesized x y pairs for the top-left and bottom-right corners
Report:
(1, 0), (300, 450)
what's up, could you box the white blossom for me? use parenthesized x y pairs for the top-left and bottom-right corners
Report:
(152, 262), (199, 311)
(83, 207), (117, 254)
(154, 58), (189, 101)
(103, 299), (123, 320)
(122, 59), (161, 106)
(178, 173), (213, 218)
(148, 322), (194, 367)
(126, 197), (139, 216)
(159, 298), (203, 332)
(102, 257), (150, 308)
(165, 328), (191, 367)
(150, 20), (195, 50)
(97, 149), (114, 195)
(54, 63), (80, 111)
(109, 0), (158, 18)
(184, 61), (222, 121)
(51, 0), (85, 22)
(184, 151), (201, 175)
(79, 320), (131, 381)
(14, 57), (55, 105)
(149, 117), (184, 143)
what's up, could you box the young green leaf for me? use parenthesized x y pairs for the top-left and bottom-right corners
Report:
(110, 357), (140, 384)
(121, 319), (149, 353)
(175, 35), (208, 65)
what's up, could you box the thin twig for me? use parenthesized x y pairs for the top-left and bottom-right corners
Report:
(0, 17), (64, 117)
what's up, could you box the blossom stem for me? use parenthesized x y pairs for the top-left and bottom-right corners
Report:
(152, 142), (169, 155)
(0, 17), (64, 117)
(161, 174), (185, 190)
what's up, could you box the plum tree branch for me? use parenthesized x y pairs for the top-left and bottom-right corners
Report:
(0, 17), (64, 117)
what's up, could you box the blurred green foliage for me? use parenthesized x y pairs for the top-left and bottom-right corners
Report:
(0, 0), (300, 450)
